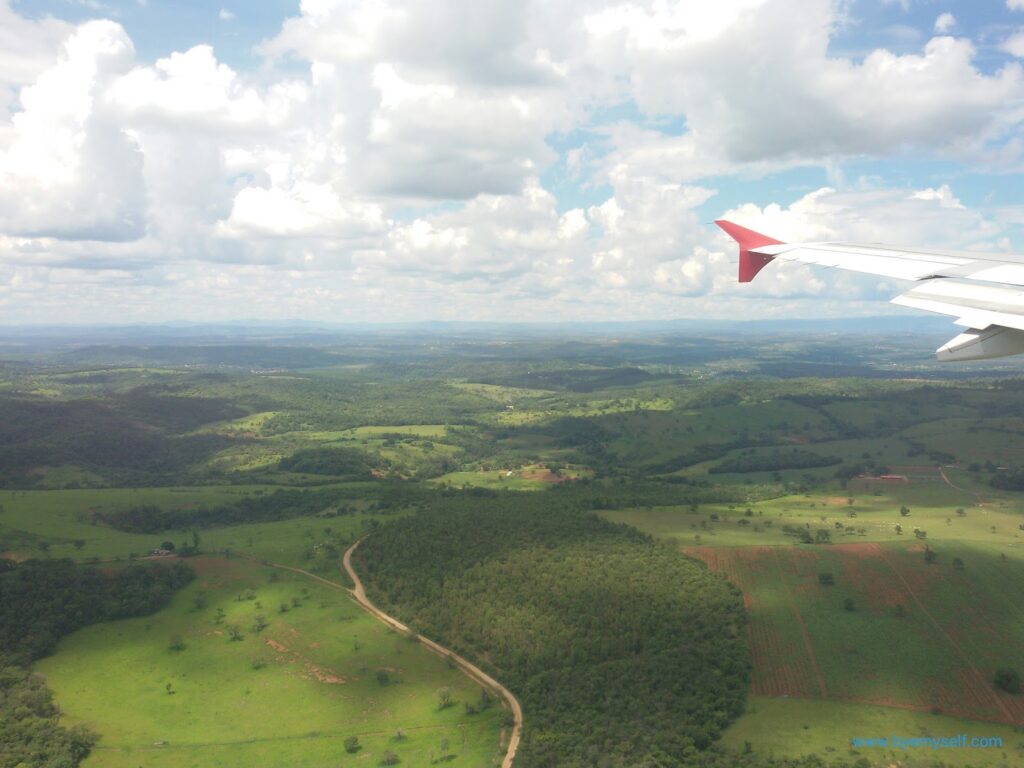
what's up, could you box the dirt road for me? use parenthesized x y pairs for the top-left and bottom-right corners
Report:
(342, 538), (522, 768)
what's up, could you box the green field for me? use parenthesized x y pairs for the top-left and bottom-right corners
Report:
(36, 557), (506, 767)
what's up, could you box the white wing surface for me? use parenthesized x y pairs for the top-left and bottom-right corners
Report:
(716, 219), (1024, 361)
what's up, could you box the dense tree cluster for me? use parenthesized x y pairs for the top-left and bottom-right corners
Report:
(277, 446), (373, 477)
(990, 468), (1024, 491)
(358, 498), (750, 767)
(0, 660), (98, 768)
(0, 558), (194, 766)
(0, 559), (193, 663)
(0, 392), (238, 487)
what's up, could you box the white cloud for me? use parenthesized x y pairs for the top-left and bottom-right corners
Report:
(1010, 1), (1024, 11)
(219, 8), (235, 22)
(0, 1), (73, 121)
(217, 181), (385, 239)
(581, 0), (1024, 165)
(934, 13), (956, 34)
(1002, 30), (1024, 57)
(0, 20), (145, 241)
(107, 46), (302, 130)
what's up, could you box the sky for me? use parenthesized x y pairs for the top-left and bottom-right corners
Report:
(3, 0), (1024, 325)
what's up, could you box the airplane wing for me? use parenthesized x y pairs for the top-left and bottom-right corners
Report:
(715, 219), (1024, 362)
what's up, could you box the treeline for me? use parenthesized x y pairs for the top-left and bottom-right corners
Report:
(0, 558), (194, 766)
(357, 498), (750, 767)
(94, 488), (358, 533)
(710, 450), (840, 475)
(991, 468), (1024, 491)
(94, 480), (743, 535)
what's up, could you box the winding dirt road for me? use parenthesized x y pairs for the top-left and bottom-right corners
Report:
(342, 538), (522, 768)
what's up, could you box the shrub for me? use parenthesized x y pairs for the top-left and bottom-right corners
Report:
(995, 668), (1022, 694)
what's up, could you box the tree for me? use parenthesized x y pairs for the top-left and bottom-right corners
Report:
(843, 598), (856, 612)
(814, 529), (831, 544)
(439, 737), (450, 757)
(160, 541), (175, 551)
(956, 508), (966, 517)
(818, 573), (834, 586)
(73, 539), (86, 550)
(899, 506), (910, 517)
(924, 547), (937, 564)
(952, 557), (964, 570)
(381, 750), (400, 765)
(344, 736), (361, 753)
(437, 687), (453, 709)
(994, 668), (1021, 694)
(252, 615), (267, 633)
(377, 669), (391, 686)
(227, 625), (243, 641)
(894, 523), (902, 534)
(168, 634), (185, 652)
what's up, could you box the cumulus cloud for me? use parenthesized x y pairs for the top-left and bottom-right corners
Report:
(0, 1), (72, 116)
(217, 182), (385, 240)
(107, 46), (299, 130)
(0, 21), (145, 241)
(934, 13), (956, 34)
(581, 0), (1024, 165)
(1002, 30), (1024, 58)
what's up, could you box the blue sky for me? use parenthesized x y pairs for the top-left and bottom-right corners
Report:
(2, 0), (1024, 324)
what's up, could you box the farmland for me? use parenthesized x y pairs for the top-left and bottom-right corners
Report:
(3, 327), (1024, 766)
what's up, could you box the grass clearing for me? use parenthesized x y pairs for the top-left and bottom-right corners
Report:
(723, 696), (1024, 766)
(36, 557), (506, 767)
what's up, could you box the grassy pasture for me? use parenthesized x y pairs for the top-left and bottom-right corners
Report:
(0, 486), (391, 569)
(722, 697), (1024, 767)
(429, 470), (549, 491)
(603, 477), (1024, 551)
(36, 557), (505, 767)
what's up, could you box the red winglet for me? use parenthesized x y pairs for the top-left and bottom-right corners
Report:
(715, 219), (784, 283)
